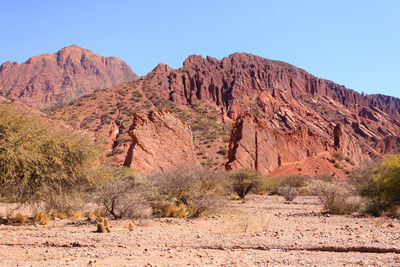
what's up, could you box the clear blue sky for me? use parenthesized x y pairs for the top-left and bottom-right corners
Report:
(1, 0), (399, 97)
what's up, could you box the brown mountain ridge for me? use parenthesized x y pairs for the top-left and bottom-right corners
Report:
(0, 45), (138, 107)
(42, 52), (400, 177)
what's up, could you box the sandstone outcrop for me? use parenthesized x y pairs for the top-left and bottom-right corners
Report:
(123, 110), (198, 172)
(47, 52), (400, 176)
(225, 112), (329, 173)
(0, 45), (137, 107)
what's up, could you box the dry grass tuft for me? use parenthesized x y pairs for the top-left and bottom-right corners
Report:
(73, 212), (82, 219)
(166, 204), (188, 218)
(13, 213), (28, 224)
(34, 212), (49, 225)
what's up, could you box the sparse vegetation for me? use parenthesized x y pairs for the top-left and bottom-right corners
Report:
(332, 151), (345, 161)
(278, 185), (298, 202)
(34, 212), (49, 225)
(14, 213), (28, 224)
(334, 162), (342, 169)
(303, 178), (356, 215)
(147, 166), (225, 218)
(266, 174), (308, 195)
(95, 168), (150, 219)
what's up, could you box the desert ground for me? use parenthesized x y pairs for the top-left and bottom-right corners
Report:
(0, 195), (399, 267)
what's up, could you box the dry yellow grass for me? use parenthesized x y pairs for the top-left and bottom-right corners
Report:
(34, 212), (49, 225)
(73, 212), (82, 219)
(87, 210), (98, 220)
(13, 213), (28, 224)
(166, 204), (188, 218)
(56, 212), (65, 219)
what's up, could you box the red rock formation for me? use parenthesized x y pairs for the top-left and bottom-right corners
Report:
(225, 112), (330, 174)
(123, 110), (199, 172)
(0, 45), (137, 107)
(47, 52), (400, 176)
(142, 53), (400, 120)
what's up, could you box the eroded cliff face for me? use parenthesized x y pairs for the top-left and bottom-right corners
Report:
(225, 97), (400, 177)
(123, 110), (199, 172)
(225, 111), (368, 177)
(0, 45), (138, 107)
(225, 112), (329, 174)
(142, 53), (400, 120)
(47, 52), (400, 176)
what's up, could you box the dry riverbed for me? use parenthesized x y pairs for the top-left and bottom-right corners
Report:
(0, 195), (399, 266)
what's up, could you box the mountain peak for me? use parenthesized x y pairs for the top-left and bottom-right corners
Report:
(0, 46), (138, 106)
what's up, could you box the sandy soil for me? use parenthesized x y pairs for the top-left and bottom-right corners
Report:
(0, 195), (399, 266)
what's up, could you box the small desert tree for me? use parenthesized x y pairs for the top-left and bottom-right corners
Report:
(0, 103), (100, 204)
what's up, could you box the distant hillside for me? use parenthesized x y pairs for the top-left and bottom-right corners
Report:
(0, 45), (138, 107)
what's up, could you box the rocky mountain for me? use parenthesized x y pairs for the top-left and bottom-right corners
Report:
(47, 52), (400, 177)
(0, 45), (138, 107)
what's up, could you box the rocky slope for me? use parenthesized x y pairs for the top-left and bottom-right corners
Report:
(48, 52), (400, 177)
(0, 45), (137, 107)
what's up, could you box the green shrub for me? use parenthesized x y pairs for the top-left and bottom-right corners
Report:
(0, 104), (101, 204)
(334, 163), (342, 169)
(353, 155), (400, 216)
(228, 169), (263, 199)
(96, 223), (107, 233)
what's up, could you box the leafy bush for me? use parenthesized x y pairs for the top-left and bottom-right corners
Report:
(228, 169), (263, 199)
(352, 155), (400, 216)
(0, 104), (101, 204)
